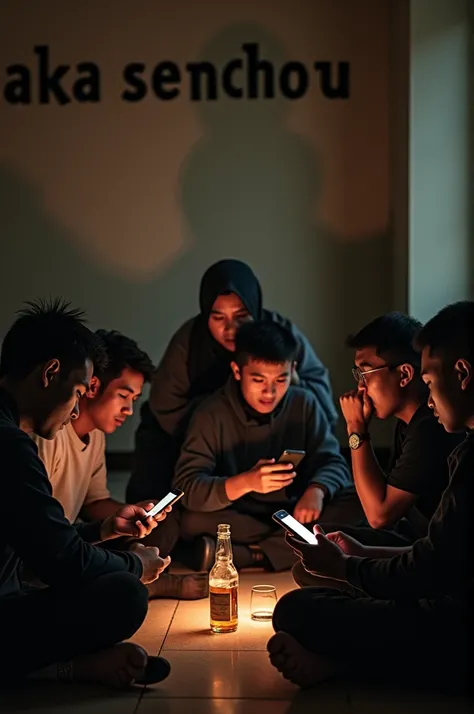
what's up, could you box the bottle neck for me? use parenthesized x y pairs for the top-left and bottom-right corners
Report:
(215, 535), (233, 562)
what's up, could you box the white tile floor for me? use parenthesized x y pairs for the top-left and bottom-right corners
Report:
(2, 570), (470, 714)
(1, 474), (468, 713)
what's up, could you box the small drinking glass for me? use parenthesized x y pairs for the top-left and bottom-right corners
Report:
(250, 585), (277, 621)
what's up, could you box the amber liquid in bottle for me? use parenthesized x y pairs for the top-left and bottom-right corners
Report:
(209, 524), (239, 633)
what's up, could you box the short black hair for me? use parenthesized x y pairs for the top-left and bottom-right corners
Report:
(346, 312), (423, 369)
(234, 321), (298, 367)
(94, 330), (154, 389)
(415, 301), (474, 363)
(0, 298), (107, 380)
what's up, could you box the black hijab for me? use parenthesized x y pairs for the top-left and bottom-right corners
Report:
(187, 259), (263, 398)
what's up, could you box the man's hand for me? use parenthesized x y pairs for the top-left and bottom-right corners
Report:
(326, 530), (367, 557)
(339, 389), (373, 433)
(286, 525), (348, 581)
(131, 543), (171, 584)
(244, 459), (296, 494)
(100, 503), (171, 541)
(135, 500), (170, 524)
(293, 485), (325, 523)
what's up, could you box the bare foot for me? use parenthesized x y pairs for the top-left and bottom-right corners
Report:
(72, 642), (148, 688)
(267, 631), (336, 688)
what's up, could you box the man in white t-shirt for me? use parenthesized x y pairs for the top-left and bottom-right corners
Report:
(32, 329), (208, 601)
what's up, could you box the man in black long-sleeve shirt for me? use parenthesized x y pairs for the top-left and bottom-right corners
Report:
(293, 312), (462, 588)
(268, 301), (473, 694)
(0, 299), (171, 689)
(174, 321), (356, 572)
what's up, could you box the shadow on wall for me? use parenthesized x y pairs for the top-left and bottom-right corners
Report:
(0, 161), (194, 450)
(0, 161), (198, 346)
(179, 22), (393, 406)
(0, 22), (393, 446)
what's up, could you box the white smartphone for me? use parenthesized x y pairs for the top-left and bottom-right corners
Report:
(272, 509), (318, 544)
(145, 488), (184, 518)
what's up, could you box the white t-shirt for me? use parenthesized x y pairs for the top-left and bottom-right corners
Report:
(31, 423), (111, 523)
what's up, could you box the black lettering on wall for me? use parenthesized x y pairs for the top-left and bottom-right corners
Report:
(314, 61), (350, 99)
(4, 64), (31, 104)
(122, 63), (147, 102)
(35, 45), (71, 105)
(222, 59), (243, 98)
(279, 61), (309, 99)
(74, 62), (100, 102)
(152, 61), (180, 100)
(187, 61), (218, 101)
(242, 42), (274, 99)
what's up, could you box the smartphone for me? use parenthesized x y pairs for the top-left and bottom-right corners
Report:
(272, 509), (317, 544)
(277, 449), (306, 468)
(144, 489), (184, 519)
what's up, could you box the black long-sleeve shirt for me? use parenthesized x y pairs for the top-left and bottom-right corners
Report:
(0, 389), (142, 599)
(346, 431), (473, 607)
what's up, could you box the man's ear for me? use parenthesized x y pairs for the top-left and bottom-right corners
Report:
(42, 359), (60, 388)
(455, 359), (472, 391)
(230, 361), (241, 381)
(85, 375), (101, 399)
(399, 363), (415, 388)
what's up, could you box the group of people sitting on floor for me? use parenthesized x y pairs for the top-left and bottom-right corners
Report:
(0, 258), (471, 694)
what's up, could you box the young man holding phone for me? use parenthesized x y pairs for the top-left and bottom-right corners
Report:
(0, 300), (171, 688)
(173, 321), (355, 572)
(268, 302), (473, 695)
(31, 330), (208, 601)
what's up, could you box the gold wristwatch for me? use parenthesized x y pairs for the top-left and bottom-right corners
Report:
(348, 432), (370, 450)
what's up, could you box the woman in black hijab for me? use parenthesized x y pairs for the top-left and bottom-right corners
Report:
(126, 259), (338, 503)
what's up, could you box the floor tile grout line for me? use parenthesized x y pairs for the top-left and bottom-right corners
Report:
(158, 599), (181, 655)
(140, 599), (180, 700)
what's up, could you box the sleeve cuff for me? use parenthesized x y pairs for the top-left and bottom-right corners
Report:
(309, 480), (335, 499)
(130, 552), (143, 578)
(215, 478), (233, 509)
(345, 555), (365, 590)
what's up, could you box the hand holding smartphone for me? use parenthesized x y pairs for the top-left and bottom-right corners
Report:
(277, 449), (306, 468)
(144, 488), (184, 519)
(272, 509), (318, 544)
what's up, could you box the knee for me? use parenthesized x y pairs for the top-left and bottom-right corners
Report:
(180, 511), (207, 539)
(273, 589), (305, 634)
(291, 561), (306, 588)
(101, 572), (149, 638)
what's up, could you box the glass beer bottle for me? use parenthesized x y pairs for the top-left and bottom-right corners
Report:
(209, 524), (239, 633)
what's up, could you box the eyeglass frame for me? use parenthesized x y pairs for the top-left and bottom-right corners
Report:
(351, 364), (399, 385)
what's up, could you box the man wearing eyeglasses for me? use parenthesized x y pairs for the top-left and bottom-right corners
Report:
(293, 312), (462, 588)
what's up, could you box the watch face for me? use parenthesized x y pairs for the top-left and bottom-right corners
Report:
(349, 433), (361, 450)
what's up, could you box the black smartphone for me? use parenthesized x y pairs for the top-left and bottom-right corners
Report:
(277, 449), (306, 468)
(272, 509), (318, 544)
(144, 488), (184, 519)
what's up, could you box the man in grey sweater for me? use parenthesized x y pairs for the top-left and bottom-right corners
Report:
(173, 321), (355, 572)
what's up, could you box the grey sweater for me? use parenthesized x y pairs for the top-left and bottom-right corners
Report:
(173, 379), (351, 515)
(149, 310), (339, 440)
